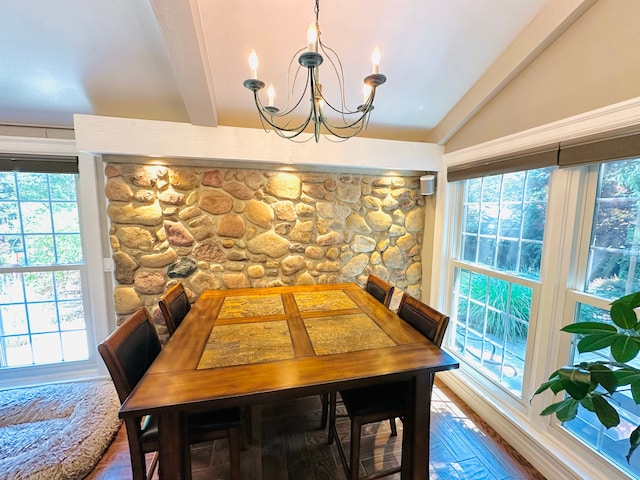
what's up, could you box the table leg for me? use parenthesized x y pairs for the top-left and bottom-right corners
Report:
(158, 411), (191, 480)
(401, 372), (431, 480)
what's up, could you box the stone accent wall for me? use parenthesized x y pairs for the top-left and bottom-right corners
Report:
(105, 163), (425, 338)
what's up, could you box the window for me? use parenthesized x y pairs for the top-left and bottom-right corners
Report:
(564, 158), (640, 475)
(0, 170), (90, 368)
(449, 167), (551, 397)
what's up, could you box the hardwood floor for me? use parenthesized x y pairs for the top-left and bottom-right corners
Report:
(85, 380), (545, 480)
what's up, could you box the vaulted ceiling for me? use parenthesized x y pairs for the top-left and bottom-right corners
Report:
(0, 0), (591, 144)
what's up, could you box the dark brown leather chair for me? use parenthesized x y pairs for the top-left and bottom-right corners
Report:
(328, 294), (450, 480)
(98, 307), (243, 480)
(158, 282), (191, 337)
(320, 274), (396, 430)
(365, 273), (395, 307)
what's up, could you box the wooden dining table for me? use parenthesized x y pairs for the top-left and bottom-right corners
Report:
(119, 283), (459, 479)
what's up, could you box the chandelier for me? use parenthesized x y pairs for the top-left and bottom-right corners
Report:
(242, 0), (387, 143)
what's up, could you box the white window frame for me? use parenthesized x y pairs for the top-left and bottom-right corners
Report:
(432, 97), (640, 480)
(0, 136), (111, 388)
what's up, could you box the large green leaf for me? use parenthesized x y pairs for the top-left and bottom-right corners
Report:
(540, 398), (579, 422)
(610, 302), (638, 329)
(561, 322), (617, 335)
(577, 333), (618, 353)
(615, 368), (640, 404)
(591, 395), (620, 428)
(614, 291), (640, 310)
(627, 425), (640, 462)
(587, 363), (618, 394)
(558, 367), (592, 399)
(611, 335), (640, 363)
(533, 378), (562, 396)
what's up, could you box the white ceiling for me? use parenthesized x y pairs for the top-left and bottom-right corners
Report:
(0, 0), (587, 144)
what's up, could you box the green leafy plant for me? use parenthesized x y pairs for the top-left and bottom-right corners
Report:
(533, 291), (640, 461)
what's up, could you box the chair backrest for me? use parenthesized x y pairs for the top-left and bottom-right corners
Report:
(158, 283), (191, 337)
(97, 307), (162, 404)
(397, 294), (449, 347)
(365, 274), (394, 308)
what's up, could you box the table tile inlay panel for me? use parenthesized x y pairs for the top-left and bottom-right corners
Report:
(304, 313), (396, 355)
(218, 294), (284, 318)
(293, 290), (357, 312)
(198, 320), (293, 369)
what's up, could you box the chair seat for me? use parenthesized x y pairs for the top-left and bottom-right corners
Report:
(139, 408), (243, 445)
(341, 382), (407, 419)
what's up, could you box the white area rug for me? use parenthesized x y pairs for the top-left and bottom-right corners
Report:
(0, 379), (121, 480)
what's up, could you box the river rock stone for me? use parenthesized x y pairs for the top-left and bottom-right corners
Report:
(202, 170), (223, 187)
(245, 199), (274, 228)
(170, 169), (199, 191)
(140, 248), (178, 268)
(247, 265), (265, 278)
(336, 183), (361, 203)
(317, 231), (343, 246)
(352, 235), (376, 253)
(105, 178), (133, 202)
(305, 246), (324, 259)
(296, 272), (315, 285)
(223, 181), (254, 200)
(341, 253), (369, 277)
(405, 208), (425, 232)
(135, 190), (156, 204)
(389, 224), (406, 237)
(346, 213), (372, 234)
(247, 231), (290, 258)
(158, 189), (185, 205)
(222, 273), (251, 289)
(189, 271), (221, 293)
(397, 233), (417, 251)
(164, 220), (194, 247)
(113, 251), (138, 284)
(193, 240), (227, 262)
(217, 214), (245, 238)
(167, 257), (198, 278)
(317, 261), (340, 272)
(273, 201), (297, 221)
(265, 173), (301, 200)
(123, 166), (157, 188)
(116, 226), (155, 250)
(365, 211), (392, 231)
(382, 246), (404, 268)
(281, 255), (306, 275)
(108, 202), (163, 226)
(406, 262), (422, 283)
(134, 271), (166, 295)
(289, 221), (314, 243)
(105, 165), (120, 178)
(179, 206), (201, 221)
(114, 286), (142, 314)
(199, 191), (233, 215)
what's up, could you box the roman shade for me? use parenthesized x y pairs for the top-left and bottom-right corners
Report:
(447, 145), (558, 183)
(0, 154), (79, 174)
(558, 129), (640, 168)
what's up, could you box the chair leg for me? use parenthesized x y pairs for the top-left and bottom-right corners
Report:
(327, 391), (337, 445)
(389, 417), (398, 437)
(320, 393), (329, 429)
(229, 426), (243, 480)
(145, 452), (159, 480)
(350, 419), (362, 480)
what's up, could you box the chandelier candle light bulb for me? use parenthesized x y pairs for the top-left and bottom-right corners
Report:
(371, 47), (380, 74)
(307, 22), (318, 52)
(267, 84), (275, 107)
(249, 50), (258, 79)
